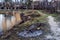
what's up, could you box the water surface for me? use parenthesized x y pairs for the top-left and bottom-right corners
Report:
(44, 16), (60, 40)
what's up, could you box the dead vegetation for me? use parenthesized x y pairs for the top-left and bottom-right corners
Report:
(0, 10), (49, 40)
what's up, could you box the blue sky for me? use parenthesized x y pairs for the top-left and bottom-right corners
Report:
(0, 0), (4, 2)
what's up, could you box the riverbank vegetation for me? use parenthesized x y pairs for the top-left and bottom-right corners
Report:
(0, 10), (60, 40)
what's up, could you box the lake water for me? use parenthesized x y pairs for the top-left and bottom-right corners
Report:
(0, 14), (16, 34)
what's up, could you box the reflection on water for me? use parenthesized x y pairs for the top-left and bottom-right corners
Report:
(18, 30), (43, 38)
(0, 14), (5, 32)
(0, 14), (4, 35)
(18, 23), (43, 38)
(0, 13), (60, 40)
(45, 16), (60, 40)
(0, 14), (16, 35)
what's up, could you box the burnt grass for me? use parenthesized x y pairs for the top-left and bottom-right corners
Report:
(0, 10), (50, 40)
